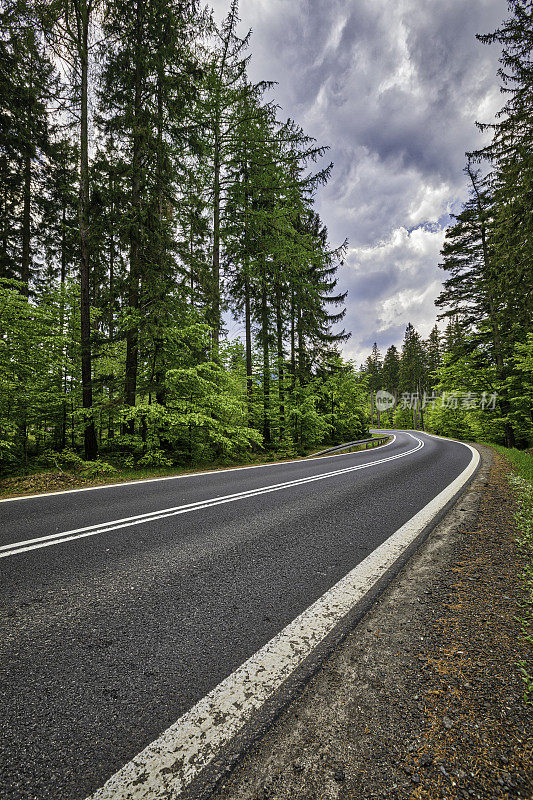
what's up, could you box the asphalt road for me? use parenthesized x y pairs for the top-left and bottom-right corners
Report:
(0, 431), (472, 800)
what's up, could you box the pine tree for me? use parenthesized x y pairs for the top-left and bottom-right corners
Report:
(399, 323), (426, 428)
(474, 0), (533, 333)
(435, 166), (517, 446)
(98, 0), (202, 437)
(425, 325), (441, 390)
(198, 0), (253, 354)
(0, 0), (58, 292)
(382, 345), (400, 396)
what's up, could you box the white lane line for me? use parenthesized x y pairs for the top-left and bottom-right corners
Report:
(86, 435), (480, 800)
(0, 436), (396, 503)
(1, 435), (418, 559)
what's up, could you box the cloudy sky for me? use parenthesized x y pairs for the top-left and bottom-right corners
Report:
(214, 0), (507, 364)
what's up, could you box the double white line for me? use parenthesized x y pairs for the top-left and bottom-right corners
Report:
(1, 435), (422, 560)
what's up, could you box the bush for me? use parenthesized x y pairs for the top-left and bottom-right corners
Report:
(57, 449), (84, 469)
(136, 449), (173, 468)
(80, 460), (118, 477)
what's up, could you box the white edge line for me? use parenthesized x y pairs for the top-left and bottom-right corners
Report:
(0, 436), (396, 504)
(87, 434), (480, 800)
(1, 436), (415, 558)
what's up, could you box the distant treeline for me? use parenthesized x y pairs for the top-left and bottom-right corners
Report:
(359, 318), (530, 446)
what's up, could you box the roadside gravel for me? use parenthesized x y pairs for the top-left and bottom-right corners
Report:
(212, 446), (533, 800)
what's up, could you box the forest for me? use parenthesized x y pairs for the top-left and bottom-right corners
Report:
(0, 0), (531, 480)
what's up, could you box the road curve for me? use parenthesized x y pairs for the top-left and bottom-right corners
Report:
(0, 431), (475, 800)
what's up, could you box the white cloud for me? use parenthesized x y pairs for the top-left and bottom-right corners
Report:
(211, 0), (507, 362)
(341, 225), (445, 362)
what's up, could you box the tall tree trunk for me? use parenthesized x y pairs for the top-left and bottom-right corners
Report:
(124, 0), (143, 434)
(244, 266), (253, 424)
(297, 304), (304, 381)
(261, 268), (271, 445)
(489, 297), (516, 447)
(243, 148), (253, 423)
(290, 290), (297, 443)
(79, 0), (98, 459)
(108, 169), (115, 341)
(20, 53), (33, 296)
(59, 202), (67, 451)
(1, 185), (6, 271)
(154, 62), (166, 407)
(275, 283), (285, 438)
(189, 222), (195, 306)
(108, 167), (115, 440)
(290, 290), (296, 389)
(21, 151), (31, 295)
(210, 3), (237, 356)
(212, 128), (221, 356)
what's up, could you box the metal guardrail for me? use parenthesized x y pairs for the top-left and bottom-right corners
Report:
(309, 435), (390, 458)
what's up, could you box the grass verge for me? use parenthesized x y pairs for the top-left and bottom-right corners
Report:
(0, 437), (387, 500)
(490, 444), (533, 700)
(0, 454), (302, 499)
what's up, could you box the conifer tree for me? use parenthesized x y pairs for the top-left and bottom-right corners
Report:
(0, 0), (58, 291)
(425, 325), (441, 390)
(98, 0), (202, 435)
(435, 166), (517, 446)
(399, 323), (426, 428)
(382, 345), (400, 395)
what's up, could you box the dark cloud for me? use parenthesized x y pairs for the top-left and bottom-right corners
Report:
(350, 269), (399, 302)
(212, 0), (507, 362)
(360, 323), (407, 354)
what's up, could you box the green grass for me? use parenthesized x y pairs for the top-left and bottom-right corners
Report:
(490, 444), (533, 482)
(491, 444), (533, 701)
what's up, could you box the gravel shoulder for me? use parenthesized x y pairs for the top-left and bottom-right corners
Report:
(212, 445), (533, 800)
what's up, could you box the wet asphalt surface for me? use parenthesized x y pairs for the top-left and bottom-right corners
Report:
(0, 431), (471, 800)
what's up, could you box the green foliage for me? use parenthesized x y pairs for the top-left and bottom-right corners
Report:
(0, 0), (364, 478)
(136, 450), (174, 468)
(392, 404), (416, 430)
(35, 449), (83, 470)
(399, 323), (426, 394)
(361, 321), (524, 444)
(321, 359), (368, 442)
(382, 345), (400, 394)
(80, 460), (118, 477)
(288, 380), (331, 453)
(492, 446), (533, 484)
(423, 398), (474, 441)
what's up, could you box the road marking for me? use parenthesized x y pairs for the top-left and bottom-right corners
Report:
(0, 435), (418, 559)
(86, 435), (479, 800)
(0, 435), (395, 504)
